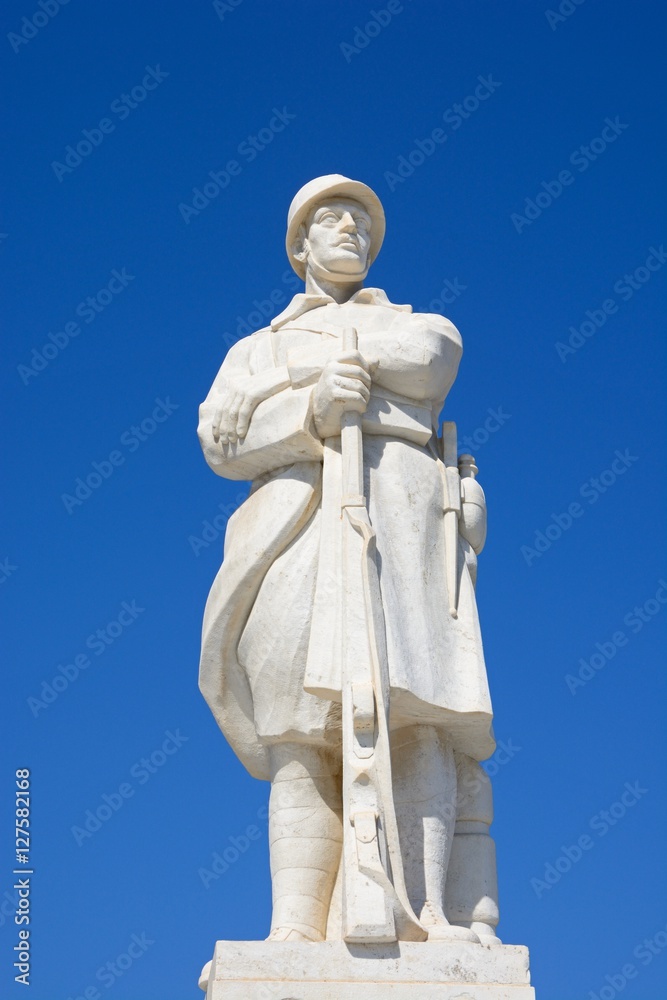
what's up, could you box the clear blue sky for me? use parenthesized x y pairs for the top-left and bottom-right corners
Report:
(2, 1), (665, 998)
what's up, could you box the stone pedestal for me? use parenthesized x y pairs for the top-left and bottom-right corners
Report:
(200, 940), (536, 999)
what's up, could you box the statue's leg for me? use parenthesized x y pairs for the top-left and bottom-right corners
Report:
(445, 752), (501, 945)
(391, 725), (480, 943)
(267, 742), (342, 942)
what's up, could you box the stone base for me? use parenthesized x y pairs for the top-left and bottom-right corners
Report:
(201, 940), (536, 999)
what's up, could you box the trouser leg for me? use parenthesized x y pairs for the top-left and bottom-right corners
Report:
(390, 725), (479, 943)
(445, 751), (501, 944)
(267, 742), (342, 942)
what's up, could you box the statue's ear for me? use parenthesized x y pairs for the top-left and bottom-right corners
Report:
(291, 223), (308, 265)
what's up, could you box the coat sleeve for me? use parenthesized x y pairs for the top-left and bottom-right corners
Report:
(362, 311), (463, 403)
(198, 336), (323, 482)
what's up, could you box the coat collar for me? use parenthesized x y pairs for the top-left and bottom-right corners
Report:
(270, 286), (411, 330)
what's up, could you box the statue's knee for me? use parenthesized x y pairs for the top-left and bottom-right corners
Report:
(269, 742), (341, 814)
(270, 741), (338, 778)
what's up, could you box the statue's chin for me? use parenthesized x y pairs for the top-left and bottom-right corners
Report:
(307, 256), (369, 284)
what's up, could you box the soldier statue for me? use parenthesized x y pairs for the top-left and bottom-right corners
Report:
(198, 175), (499, 949)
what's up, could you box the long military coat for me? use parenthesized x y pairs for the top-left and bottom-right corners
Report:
(198, 288), (494, 781)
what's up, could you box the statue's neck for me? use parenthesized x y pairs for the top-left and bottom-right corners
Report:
(304, 270), (364, 304)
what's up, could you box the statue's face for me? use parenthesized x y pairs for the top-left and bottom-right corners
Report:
(304, 197), (372, 280)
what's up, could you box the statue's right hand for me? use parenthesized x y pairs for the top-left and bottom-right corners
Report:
(312, 351), (372, 439)
(212, 375), (266, 445)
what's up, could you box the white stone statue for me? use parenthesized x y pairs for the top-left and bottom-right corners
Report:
(197, 176), (535, 997)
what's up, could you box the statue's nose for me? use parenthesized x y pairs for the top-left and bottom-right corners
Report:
(339, 212), (356, 232)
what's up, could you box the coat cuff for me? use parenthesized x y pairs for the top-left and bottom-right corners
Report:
(198, 386), (323, 481)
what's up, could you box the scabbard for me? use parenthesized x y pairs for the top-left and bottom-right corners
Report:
(441, 421), (462, 617)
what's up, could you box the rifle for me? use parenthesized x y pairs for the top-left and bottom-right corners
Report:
(339, 327), (425, 944)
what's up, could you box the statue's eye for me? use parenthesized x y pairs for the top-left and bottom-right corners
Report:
(319, 212), (338, 224)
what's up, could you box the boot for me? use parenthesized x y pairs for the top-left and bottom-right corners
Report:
(391, 725), (480, 944)
(267, 743), (342, 942)
(446, 752), (501, 946)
